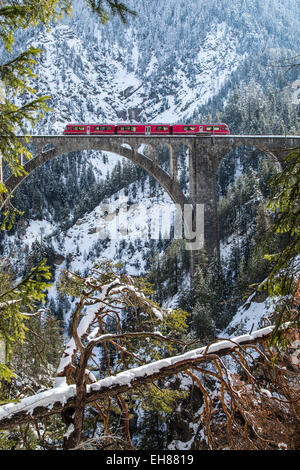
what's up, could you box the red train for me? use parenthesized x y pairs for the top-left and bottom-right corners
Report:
(63, 123), (230, 135)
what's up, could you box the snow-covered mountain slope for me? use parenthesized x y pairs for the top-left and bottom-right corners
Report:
(52, 176), (174, 275)
(222, 293), (277, 337)
(27, 20), (239, 133)
(13, 0), (299, 134)
(3, 0), (300, 331)
(3, 168), (172, 273)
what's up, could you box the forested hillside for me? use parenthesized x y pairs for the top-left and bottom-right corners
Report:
(0, 0), (299, 451)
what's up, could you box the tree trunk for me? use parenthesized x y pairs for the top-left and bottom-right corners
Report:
(63, 355), (88, 450)
(63, 386), (86, 450)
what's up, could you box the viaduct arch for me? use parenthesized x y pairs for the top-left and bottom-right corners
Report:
(1, 134), (299, 277)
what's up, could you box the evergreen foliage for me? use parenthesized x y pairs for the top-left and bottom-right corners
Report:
(0, 307), (65, 449)
(0, 0), (134, 416)
(0, 0), (299, 449)
(0, 0), (135, 227)
(260, 146), (300, 344)
(54, 261), (190, 449)
(0, 1), (72, 221)
(0, 258), (52, 382)
(147, 239), (190, 306)
(86, 0), (136, 24)
(196, 75), (300, 136)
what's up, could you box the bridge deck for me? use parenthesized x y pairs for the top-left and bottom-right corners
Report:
(21, 134), (300, 139)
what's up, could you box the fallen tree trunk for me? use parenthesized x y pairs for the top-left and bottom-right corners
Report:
(0, 325), (280, 430)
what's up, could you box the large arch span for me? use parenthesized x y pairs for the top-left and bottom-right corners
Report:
(1, 134), (300, 276)
(1, 135), (191, 210)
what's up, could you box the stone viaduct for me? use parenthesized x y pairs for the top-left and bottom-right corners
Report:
(1, 134), (299, 276)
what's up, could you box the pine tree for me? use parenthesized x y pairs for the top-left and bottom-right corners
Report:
(260, 146), (300, 344)
(192, 301), (215, 341)
(86, 0), (136, 24)
(0, 258), (52, 382)
(0, 1), (71, 223)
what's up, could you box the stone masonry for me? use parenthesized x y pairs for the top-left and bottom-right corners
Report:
(2, 134), (300, 277)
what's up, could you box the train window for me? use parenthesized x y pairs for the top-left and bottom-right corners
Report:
(206, 126), (212, 131)
(118, 126), (138, 131)
(72, 126), (85, 131)
(119, 126), (135, 131)
(183, 126), (195, 131)
(94, 126), (111, 131)
(213, 126), (220, 130)
(156, 126), (169, 131)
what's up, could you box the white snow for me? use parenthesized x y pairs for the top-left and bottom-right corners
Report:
(0, 324), (281, 423)
(222, 295), (278, 337)
(21, 219), (55, 250)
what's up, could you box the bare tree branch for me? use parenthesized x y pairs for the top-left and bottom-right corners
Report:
(0, 324), (286, 430)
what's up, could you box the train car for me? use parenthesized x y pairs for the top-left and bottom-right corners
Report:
(148, 124), (171, 135)
(201, 123), (230, 135)
(116, 124), (146, 135)
(116, 124), (171, 135)
(63, 123), (230, 135)
(172, 124), (199, 134)
(115, 123), (229, 135)
(116, 124), (167, 134)
(172, 123), (230, 135)
(63, 124), (116, 135)
(63, 124), (87, 135)
(91, 124), (116, 134)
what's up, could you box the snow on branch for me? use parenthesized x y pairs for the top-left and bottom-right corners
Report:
(56, 270), (168, 378)
(0, 324), (284, 430)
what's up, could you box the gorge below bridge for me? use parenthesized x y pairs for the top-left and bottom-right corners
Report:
(2, 134), (300, 277)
